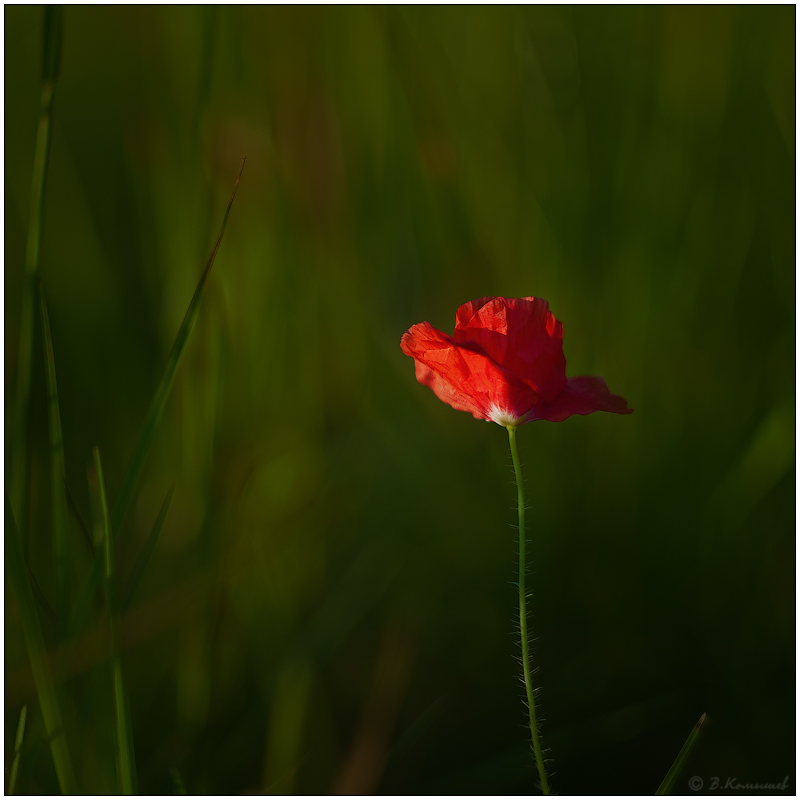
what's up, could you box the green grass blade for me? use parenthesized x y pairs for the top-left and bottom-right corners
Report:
(65, 550), (102, 639)
(8, 704), (28, 795)
(39, 280), (70, 636)
(170, 767), (187, 795)
(64, 477), (94, 555)
(123, 484), (174, 612)
(655, 712), (707, 795)
(42, 4), (64, 85)
(5, 494), (78, 795)
(11, 5), (64, 530)
(66, 155), (244, 644)
(92, 448), (138, 795)
(27, 562), (58, 627)
(110, 159), (245, 538)
(63, 465), (105, 641)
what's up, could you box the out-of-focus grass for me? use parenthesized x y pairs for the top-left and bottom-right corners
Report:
(122, 484), (173, 613)
(5, 6), (794, 794)
(656, 712), (707, 795)
(5, 496), (77, 794)
(9, 4), (62, 538)
(8, 704), (27, 795)
(38, 282), (69, 637)
(90, 446), (136, 794)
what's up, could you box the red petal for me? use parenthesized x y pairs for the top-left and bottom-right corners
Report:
(400, 321), (540, 423)
(531, 376), (633, 423)
(453, 297), (567, 402)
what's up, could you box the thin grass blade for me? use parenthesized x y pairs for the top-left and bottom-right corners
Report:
(170, 767), (187, 795)
(11, 5), (64, 529)
(92, 448), (138, 794)
(655, 712), (707, 795)
(123, 484), (174, 612)
(63, 465), (105, 640)
(8, 704), (28, 795)
(64, 477), (94, 555)
(27, 563), (58, 627)
(65, 550), (102, 640)
(5, 494), (78, 794)
(39, 280), (70, 635)
(110, 159), (245, 537)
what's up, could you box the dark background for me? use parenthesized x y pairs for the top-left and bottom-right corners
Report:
(5, 6), (794, 795)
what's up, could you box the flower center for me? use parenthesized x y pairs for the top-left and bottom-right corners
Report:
(487, 404), (525, 427)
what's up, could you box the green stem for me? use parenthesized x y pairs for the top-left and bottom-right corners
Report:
(507, 425), (550, 795)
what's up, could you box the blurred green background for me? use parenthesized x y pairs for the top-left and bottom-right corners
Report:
(5, 5), (794, 795)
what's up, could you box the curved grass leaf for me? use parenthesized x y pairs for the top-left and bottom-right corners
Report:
(11, 5), (64, 531)
(65, 549), (102, 640)
(64, 477), (94, 555)
(110, 159), (245, 538)
(39, 280), (70, 636)
(27, 563), (58, 627)
(5, 494), (78, 794)
(123, 484), (174, 612)
(64, 459), (110, 643)
(91, 448), (138, 794)
(655, 712), (706, 795)
(8, 704), (27, 795)
(66, 161), (244, 641)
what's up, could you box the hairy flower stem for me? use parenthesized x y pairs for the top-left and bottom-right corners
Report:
(507, 425), (550, 795)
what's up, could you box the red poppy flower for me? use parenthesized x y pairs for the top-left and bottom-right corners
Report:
(400, 296), (632, 426)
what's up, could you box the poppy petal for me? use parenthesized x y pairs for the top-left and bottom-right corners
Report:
(401, 321), (541, 424)
(402, 297), (632, 427)
(454, 297), (567, 402)
(531, 375), (633, 423)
